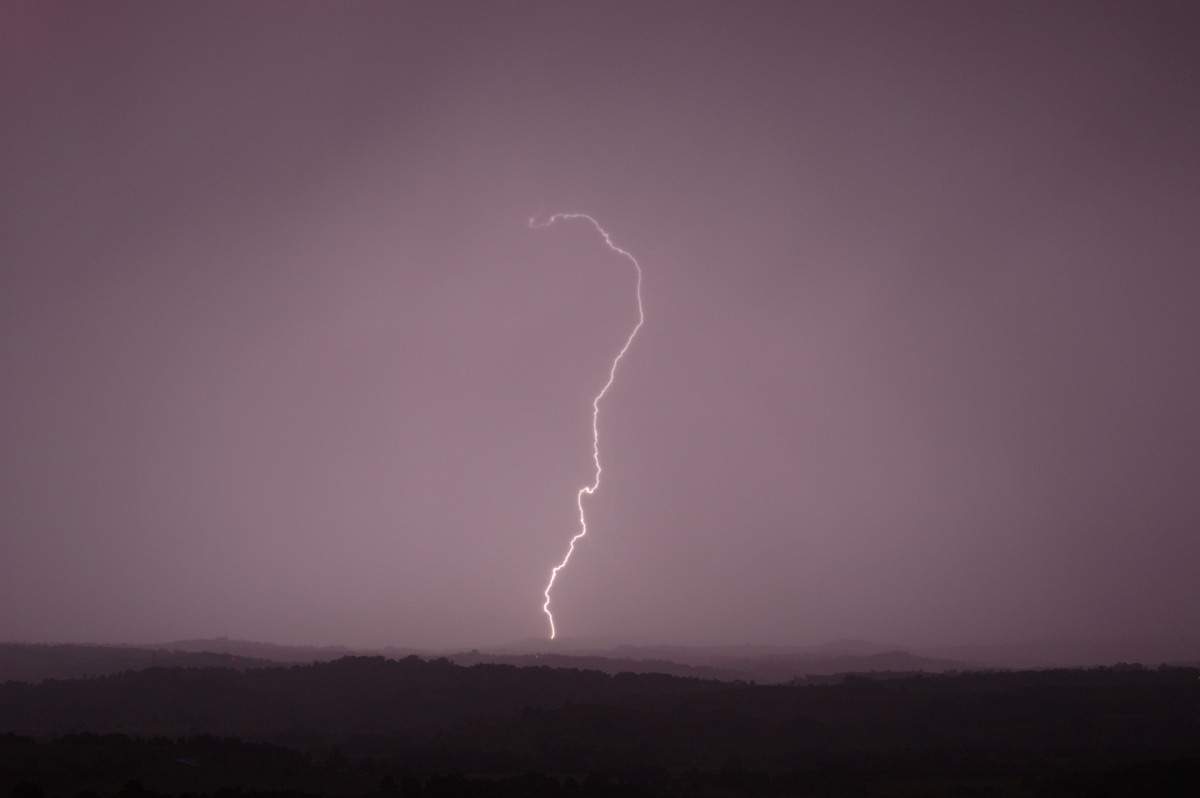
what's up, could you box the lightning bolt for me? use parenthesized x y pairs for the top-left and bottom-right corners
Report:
(529, 213), (645, 640)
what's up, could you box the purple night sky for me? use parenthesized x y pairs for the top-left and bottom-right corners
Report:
(3, 2), (1198, 652)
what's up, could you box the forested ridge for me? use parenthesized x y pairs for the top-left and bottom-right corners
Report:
(0, 644), (276, 685)
(0, 656), (724, 736)
(2, 656), (1198, 797)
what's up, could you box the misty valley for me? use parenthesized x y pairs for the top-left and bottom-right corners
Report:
(2, 643), (1198, 798)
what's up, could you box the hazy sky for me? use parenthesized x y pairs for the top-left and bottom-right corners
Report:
(3, 1), (1198, 651)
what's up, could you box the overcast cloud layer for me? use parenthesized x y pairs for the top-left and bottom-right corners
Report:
(3, 1), (1198, 652)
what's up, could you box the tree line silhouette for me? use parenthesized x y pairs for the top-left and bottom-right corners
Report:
(1, 655), (1197, 797)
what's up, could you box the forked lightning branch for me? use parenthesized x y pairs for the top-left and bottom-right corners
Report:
(528, 214), (645, 640)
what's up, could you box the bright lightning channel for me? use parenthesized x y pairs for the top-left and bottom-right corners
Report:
(529, 213), (645, 641)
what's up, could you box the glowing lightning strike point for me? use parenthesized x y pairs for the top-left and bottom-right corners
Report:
(529, 213), (645, 641)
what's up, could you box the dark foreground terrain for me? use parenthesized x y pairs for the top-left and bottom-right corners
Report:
(1, 655), (1197, 797)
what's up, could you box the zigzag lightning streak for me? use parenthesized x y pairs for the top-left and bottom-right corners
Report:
(528, 213), (645, 640)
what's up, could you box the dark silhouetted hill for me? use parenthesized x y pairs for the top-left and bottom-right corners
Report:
(1, 657), (1198, 797)
(446, 649), (747, 681)
(161, 637), (414, 663)
(0, 643), (275, 684)
(0, 655), (726, 738)
(487, 642), (978, 682)
(922, 635), (1200, 669)
(1, 639), (977, 685)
